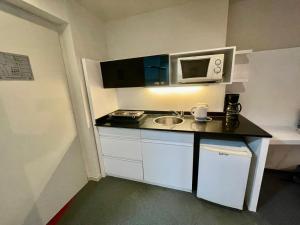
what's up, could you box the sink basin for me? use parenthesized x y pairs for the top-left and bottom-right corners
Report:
(153, 116), (184, 126)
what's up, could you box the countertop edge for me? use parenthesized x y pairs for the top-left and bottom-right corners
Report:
(95, 111), (272, 138)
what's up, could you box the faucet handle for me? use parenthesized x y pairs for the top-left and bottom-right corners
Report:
(176, 110), (184, 117)
(169, 110), (184, 117)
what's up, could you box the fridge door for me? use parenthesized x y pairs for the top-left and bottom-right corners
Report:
(197, 145), (251, 210)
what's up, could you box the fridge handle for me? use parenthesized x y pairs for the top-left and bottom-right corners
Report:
(202, 146), (250, 157)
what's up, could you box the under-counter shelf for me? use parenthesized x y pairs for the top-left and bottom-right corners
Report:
(263, 126), (300, 145)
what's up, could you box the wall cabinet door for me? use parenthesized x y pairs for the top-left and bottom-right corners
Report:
(142, 140), (193, 191)
(144, 55), (169, 86)
(100, 58), (145, 88)
(100, 55), (169, 88)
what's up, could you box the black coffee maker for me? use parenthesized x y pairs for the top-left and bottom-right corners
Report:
(224, 94), (242, 117)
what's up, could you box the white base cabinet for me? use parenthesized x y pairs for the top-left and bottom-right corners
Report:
(141, 130), (194, 191)
(99, 127), (143, 181)
(98, 127), (194, 192)
(142, 140), (193, 191)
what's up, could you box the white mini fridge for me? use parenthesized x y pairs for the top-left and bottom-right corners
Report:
(197, 139), (252, 210)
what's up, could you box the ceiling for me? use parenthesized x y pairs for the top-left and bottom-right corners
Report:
(76, 0), (192, 21)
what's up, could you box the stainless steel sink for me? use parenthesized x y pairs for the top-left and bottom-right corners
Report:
(153, 116), (184, 126)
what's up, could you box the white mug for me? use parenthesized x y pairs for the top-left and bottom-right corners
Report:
(191, 103), (208, 119)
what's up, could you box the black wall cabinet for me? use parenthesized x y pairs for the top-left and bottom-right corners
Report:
(100, 55), (169, 88)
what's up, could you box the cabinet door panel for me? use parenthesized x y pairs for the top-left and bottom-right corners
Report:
(144, 55), (169, 86)
(100, 58), (145, 88)
(100, 136), (142, 160)
(103, 157), (143, 181)
(142, 141), (193, 191)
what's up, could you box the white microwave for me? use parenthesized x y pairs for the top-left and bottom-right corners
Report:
(177, 54), (224, 83)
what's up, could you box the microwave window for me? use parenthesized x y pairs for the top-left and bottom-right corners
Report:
(181, 59), (210, 78)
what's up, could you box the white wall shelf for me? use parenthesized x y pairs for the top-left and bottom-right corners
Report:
(236, 49), (253, 55)
(232, 49), (252, 83)
(170, 46), (236, 85)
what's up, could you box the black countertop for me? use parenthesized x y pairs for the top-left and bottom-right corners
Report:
(95, 111), (272, 138)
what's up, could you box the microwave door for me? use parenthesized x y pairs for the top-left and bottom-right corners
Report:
(178, 58), (210, 83)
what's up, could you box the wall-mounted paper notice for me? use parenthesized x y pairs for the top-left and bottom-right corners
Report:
(0, 51), (34, 80)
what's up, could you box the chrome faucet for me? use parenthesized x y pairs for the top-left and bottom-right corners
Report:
(172, 110), (184, 118)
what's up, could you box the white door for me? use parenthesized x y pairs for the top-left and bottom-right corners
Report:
(0, 8), (86, 225)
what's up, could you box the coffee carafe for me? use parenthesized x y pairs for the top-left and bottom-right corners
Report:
(224, 94), (242, 117)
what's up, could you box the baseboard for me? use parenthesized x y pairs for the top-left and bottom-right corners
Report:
(88, 175), (102, 182)
(47, 197), (74, 225)
(105, 174), (192, 193)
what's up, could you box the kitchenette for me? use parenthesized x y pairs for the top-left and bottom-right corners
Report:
(3, 1), (300, 225)
(95, 110), (271, 211)
(85, 46), (273, 212)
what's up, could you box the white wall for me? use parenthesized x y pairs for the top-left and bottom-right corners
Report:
(228, 47), (300, 127)
(226, 0), (300, 171)
(117, 86), (226, 112)
(227, 0), (300, 51)
(6, 0), (68, 23)
(105, 0), (229, 59)
(66, 0), (108, 61)
(226, 0), (300, 127)
(227, 47), (300, 171)
(82, 59), (118, 119)
(105, 0), (229, 112)
(0, 8), (87, 225)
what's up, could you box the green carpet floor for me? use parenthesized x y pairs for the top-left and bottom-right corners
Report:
(57, 176), (275, 225)
(257, 170), (300, 225)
